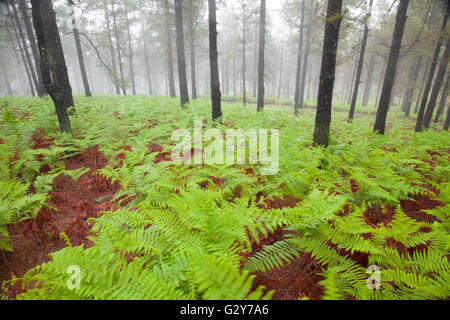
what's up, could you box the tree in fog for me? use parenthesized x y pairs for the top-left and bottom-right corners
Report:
(208, 0), (221, 122)
(30, 0), (74, 134)
(174, 0), (189, 107)
(256, 0), (266, 112)
(313, 0), (343, 147)
(373, 0), (410, 135)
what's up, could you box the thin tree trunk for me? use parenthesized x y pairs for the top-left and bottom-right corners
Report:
(0, 63), (13, 95)
(104, 0), (120, 95)
(362, 54), (375, 106)
(188, 0), (197, 99)
(164, 0), (176, 97)
(10, 1), (39, 96)
(256, 0), (266, 112)
(444, 97), (450, 130)
(242, 3), (247, 106)
(415, 1), (449, 132)
(112, 0), (127, 95)
(277, 33), (284, 99)
(31, 0), (73, 134)
(402, 55), (423, 118)
(414, 58), (430, 114)
(293, 0), (305, 115)
(253, 21), (258, 97)
(348, 0), (373, 121)
(68, 1), (91, 97)
(208, 0), (222, 122)
(313, 0), (343, 147)
(374, 0), (409, 134)
(347, 57), (358, 104)
(423, 38), (450, 128)
(299, 3), (312, 110)
(435, 75), (449, 123)
(124, 0), (136, 95)
(141, 12), (153, 95)
(174, 0), (189, 107)
(17, 0), (45, 96)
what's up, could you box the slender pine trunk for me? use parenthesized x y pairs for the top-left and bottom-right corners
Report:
(435, 75), (449, 123)
(256, 0), (266, 112)
(174, 0), (189, 107)
(208, 0), (222, 122)
(293, 0), (305, 115)
(104, 0), (120, 95)
(124, 0), (136, 95)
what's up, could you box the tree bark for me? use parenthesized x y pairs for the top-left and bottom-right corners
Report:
(124, 0), (136, 95)
(293, 0), (305, 115)
(414, 59), (430, 114)
(174, 0), (190, 107)
(313, 0), (343, 147)
(16, 0), (45, 96)
(415, 1), (449, 132)
(348, 0), (373, 121)
(208, 0), (222, 122)
(111, 0), (127, 95)
(164, 0), (176, 97)
(30, 0), (74, 134)
(187, 0), (197, 99)
(373, 0), (409, 134)
(256, 0), (266, 112)
(104, 0), (120, 95)
(444, 97), (450, 130)
(435, 75), (449, 123)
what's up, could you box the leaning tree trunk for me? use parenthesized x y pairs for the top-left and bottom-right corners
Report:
(187, 0), (197, 99)
(256, 0), (266, 112)
(17, 0), (45, 96)
(415, 1), (449, 132)
(401, 55), (422, 118)
(124, 0), (136, 95)
(299, 4), (312, 111)
(104, 0), (120, 95)
(293, 0), (305, 115)
(435, 75), (449, 123)
(164, 0), (176, 97)
(373, 0), (409, 134)
(112, 0), (127, 95)
(68, 1), (91, 97)
(208, 0), (222, 122)
(10, 1), (40, 97)
(30, 0), (74, 134)
(348, 0), (373, 121)
(423, 38), (450, 128)
(174, 0), (190, 107)
(313, 0), (343, 147)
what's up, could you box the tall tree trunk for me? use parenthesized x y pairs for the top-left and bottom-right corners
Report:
(112, 0), (127, 95)
(141, 12), (153, 95)
(242, 3), (247, 106)
(256, 0), (266, 112)
(373, 0), (409, 134)
(444, 98), (450, 130)
(124, 0), (136, 95)
(402, 55), (423, 118)
(423, 38), (450, 128)
(293, 0), (305, 115)
(208, 0), (222, 122)
(347, 56), (358, 104)
(164, 0), (176, 97)
(68, 1), (91, 97)
(30, 0), (73, 134)
(0, 63), (13, 95)
(313, 0), (343, 147)
(10, 1), (40, 96)
(435, 75), (449, 123)
(362, 54), (375, 106)
(16, 0), (45, 96)
(187, 0), (197, 99)
(299, 3), (312, 110)
(277, 34), (284, 99)
(348, 0), (373, 121)
(415, 1), (449, 132)
(414, 59), (430, 114)
(174, 0), (189, 107)
(104, 0), (120, 95)
(253, 21), (258, 98)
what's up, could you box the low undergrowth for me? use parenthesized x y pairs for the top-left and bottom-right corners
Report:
(0, 94), (448, 300)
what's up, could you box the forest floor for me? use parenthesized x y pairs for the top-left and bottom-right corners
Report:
(0, 96), (448, 299)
